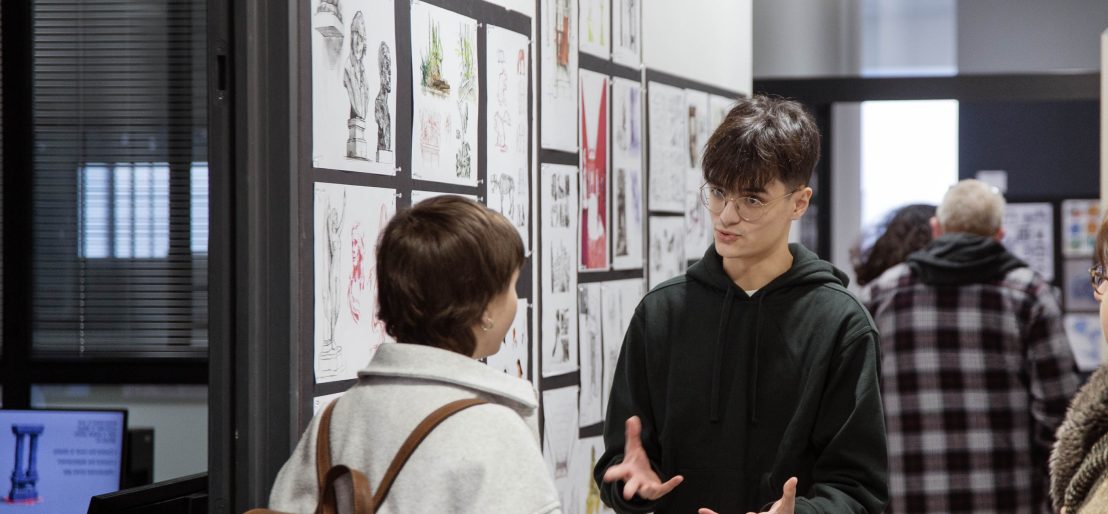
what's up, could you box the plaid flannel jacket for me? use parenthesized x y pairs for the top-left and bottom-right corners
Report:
(862, 263), (1080, 514)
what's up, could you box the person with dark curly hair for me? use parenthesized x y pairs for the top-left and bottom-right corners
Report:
(851, 204), (936, 288)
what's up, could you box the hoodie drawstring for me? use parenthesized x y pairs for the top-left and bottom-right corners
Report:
(709, 287), (735, 423)
(748, 298), (763, 425)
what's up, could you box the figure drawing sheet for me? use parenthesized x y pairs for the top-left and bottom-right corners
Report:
(540, 0), (579, 152)
(410, 1), (479, 186)
(601, 279), (643, 412)
(571, 436), (614, 514)
(648, 82), (688, 213)
(611, 0), (640, 67)
(1064, 313), (1106, 371)
(579, 70), (609, 271)
(685, 89), (712, 260)
(310, 0), (397, 174)
(314, 182), (397, 383)
(542, 386), (581, 512)
(410, 190), (478, 204)
(578, 0), (610, 58)
(485, 298), (531, 381)
(486, 25), (532, 251)
(1001, 202), (1054, 282)
(578, 283), (604, 427)
(541, 164), (580, 377)
(1061, 199), (1100, 257)
(610, 77), (644, 270)
(648, 215), (686, 289)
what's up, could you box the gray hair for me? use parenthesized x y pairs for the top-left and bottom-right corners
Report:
(936, 179), (1005, 237)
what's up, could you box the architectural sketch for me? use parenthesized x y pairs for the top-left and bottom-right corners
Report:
(311, 0), (396, 174)
(314, 183), (397, 383)
(578, 284), (604, 427)
(612, 0), (640, 67)
(541, 165), (579, 377)
(579, 0), (610, 58)
(579, 70), (609, 271)
(601, 279), (644, 411)
(648, 82), (688, 213)
(486, 26), (531, 250)
(611, 78), (643, 270)
(1001, 202), (1054, 281)
(410, 1), (479, 186)
(485, 299), (531, 380)
(648, 216), (686, 289)
(540, 0), (578, 151)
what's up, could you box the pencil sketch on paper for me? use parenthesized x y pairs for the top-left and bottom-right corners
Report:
(648, 216), (687, 289)
(612, 0), (640, 67)
(486, 299), (531, 380)
(601, 279), (644, 411)
(611, 77), (643, 270)
(314, 182), (397, 383)
(542, 387), (579, 490)
(578, 284), (604, 427)
(541, 165), (579, 377)
(410, 1), (479, 186)
(579, 0), (610, 58)
(579, 70), (609, 271)
(486, 26), (531, 250)
(540, 0), (578, 151)
(648, 82), (688, 213)
(311, 0), (396, 174)
(685, 90), (712, 260)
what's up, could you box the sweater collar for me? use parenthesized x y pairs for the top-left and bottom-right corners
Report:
(358, 343), (538, 410)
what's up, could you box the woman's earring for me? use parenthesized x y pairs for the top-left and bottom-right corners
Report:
(481, 317), (494, 331)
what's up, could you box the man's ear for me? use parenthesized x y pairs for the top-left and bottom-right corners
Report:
(930, 216), (943, 238)
(994, 226), (1005, 241)
(791, 187), (813, 220)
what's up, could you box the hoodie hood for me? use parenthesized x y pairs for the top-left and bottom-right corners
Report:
(685, 243), (850, 424)
(906, 233), (1025, 286)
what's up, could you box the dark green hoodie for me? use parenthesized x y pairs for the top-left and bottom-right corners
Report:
(594, 243), (888, 513)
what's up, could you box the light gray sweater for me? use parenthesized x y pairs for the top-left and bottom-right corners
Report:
(269, 343), (562, 514)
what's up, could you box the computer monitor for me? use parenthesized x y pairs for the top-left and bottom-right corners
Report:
(0, 408), (127, 514)
(86, 472), (206, 514)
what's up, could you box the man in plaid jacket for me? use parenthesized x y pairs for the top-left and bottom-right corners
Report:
(861, 179), (1080, 514)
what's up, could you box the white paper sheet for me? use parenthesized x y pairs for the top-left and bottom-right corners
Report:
(540, 0), (579, 151)
(580, 69), (610, 271)
(312, 392), (345, 415)
(310, 0), (397, 174)
(486, 25), (532, 251)
(578, 0), (611, 58)
(410, 1), (479, 186)
(684, 89), (713, 260)
(578, 284), (604, 427)
(485, 298), (532, 381)
(542, 165), (580, 377)
(648, 82), (688, 213)
(1001, 202), (1054, 282)
(410, 190), (478, 204)
(610, 77), (644, 270)
(600, 279), (643, 415)
(611, 0), (640, 68)
(314, 182), (397, 383)
(1061, 199), (1100, 257)
(570, 436), (615, 514)
(648, 216), (687, 289)
(543, 386), (581, 512)
(1064, 313), (1106, 371)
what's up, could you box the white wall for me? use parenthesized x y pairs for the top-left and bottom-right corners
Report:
(958, 0), (1108, 74)
(754, 0), (857, 78)
(645, 0), (752, 94)
(1102, 29), (1107, 210)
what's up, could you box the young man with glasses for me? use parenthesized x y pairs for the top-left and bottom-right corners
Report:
(861, 179), (1080, 513)
(594, 95), (888, 513)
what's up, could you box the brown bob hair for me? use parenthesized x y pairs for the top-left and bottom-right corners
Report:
(376, 195), (525, 356)
(701, 94), (820, 194)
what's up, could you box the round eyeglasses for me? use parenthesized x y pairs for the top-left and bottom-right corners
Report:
(698, 184), (800, 222)
(1090, 264), (1105, 290)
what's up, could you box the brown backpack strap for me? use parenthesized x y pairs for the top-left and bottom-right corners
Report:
(370, 398), (488, 508)
(317, 464), (374, 514)
(314, 399), (340, 494)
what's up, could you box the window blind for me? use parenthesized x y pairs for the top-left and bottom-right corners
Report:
(32, 0), (207, 355)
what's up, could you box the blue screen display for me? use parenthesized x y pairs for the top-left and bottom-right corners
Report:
(0, 410), (124, 513)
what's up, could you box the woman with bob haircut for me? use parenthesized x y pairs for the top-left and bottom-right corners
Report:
(1050, 212), (1108, 514)
(268, 196), (562, 513)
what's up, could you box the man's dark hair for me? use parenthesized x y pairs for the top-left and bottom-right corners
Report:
(701, 94), (821, 193)
(376, 195), (524, 356)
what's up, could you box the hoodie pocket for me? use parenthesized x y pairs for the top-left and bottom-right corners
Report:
(663, 468), (743, 513)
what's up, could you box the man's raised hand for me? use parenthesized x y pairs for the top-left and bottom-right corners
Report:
(601, 416), (684, 501)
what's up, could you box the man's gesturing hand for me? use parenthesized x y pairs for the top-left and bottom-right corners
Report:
(698, 477), (797, 514)
(601, 416), (684, 501)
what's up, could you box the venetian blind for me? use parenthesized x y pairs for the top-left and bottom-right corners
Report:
(32, 0), (207, 355)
